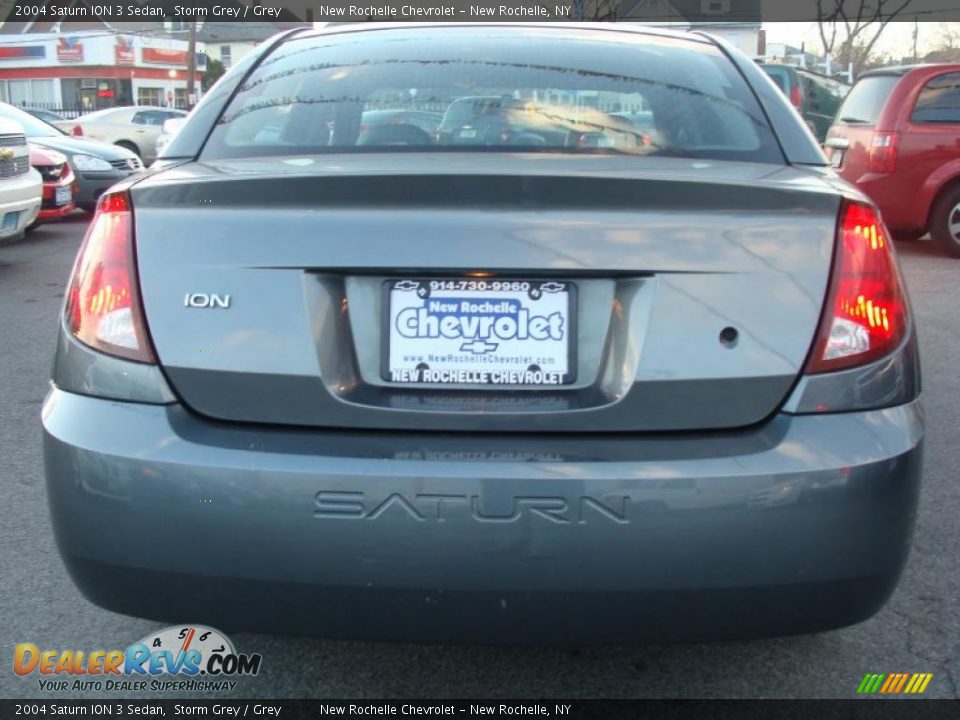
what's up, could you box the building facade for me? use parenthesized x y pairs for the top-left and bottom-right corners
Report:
(0, 30), (206, 113)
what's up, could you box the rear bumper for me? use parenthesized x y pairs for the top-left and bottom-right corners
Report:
(37, 181), (76, 222)
(0, 172), (42, 237)
(42, 389), (924, 643)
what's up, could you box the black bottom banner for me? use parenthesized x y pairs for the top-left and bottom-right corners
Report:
(3, 699), (959, 719)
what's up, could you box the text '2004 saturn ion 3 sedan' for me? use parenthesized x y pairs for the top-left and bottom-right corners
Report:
(43, 24), (923, 644)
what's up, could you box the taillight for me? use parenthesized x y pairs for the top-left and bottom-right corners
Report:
(71, 124), (83, 137)
(64, 192), (156, 363)
(790, 84), (802, 109)
(868, 131), (899, 174)
(806, 202), (907, 374)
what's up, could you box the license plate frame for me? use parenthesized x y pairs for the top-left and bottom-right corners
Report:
(381, 278), (578, 387)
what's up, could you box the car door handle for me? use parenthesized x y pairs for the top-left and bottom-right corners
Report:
(824, 137), (849, 149)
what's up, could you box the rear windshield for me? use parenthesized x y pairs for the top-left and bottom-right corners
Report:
(203, 28), (783, 164)
(835, 75), (899, 125)
(761, 66), (789, 93)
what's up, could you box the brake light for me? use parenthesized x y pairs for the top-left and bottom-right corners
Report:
(71, 124), (83, 137)
(868, 132), (899, 174)
(64, 192), (156, 363)
(806, 202), (907, 374)
(790, 84), (802, 109)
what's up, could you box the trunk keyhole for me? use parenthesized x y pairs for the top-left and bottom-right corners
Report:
(719, 327), (739, 348)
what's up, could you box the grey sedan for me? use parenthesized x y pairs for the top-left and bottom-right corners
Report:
(0, 103), (142, 212)
(43, 24), (922, 644)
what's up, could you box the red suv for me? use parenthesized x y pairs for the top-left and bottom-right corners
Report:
(826, 64), (960, 256)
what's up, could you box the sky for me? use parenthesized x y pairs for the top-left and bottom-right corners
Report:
(762, 21), (957, 58)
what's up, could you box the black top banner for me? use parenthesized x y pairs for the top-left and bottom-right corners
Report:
(2, 0), (960, 24)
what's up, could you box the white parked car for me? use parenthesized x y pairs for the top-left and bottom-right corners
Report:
(0, 117), (42, 242)
(59, 106), (188, 165)
(154, 116), (187, 157)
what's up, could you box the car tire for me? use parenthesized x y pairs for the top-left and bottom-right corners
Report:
(115, 141), (141, 159)
(78, 203), (97, 214)
(930, 185), (960, 258)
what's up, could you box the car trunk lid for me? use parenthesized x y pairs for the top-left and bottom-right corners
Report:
(132, 154), (839, 432)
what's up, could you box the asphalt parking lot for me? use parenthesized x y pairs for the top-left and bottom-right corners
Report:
(1, 215), (957, 700)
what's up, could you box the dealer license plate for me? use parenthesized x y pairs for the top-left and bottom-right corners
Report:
(384, 279), (576, 386)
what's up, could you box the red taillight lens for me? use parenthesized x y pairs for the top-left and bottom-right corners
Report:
(868, 131), (899, 174)
(790, 84), (802, 109)
(71, 124), (83, 137)
(64, 192), (156, 364)
(806, 202), (907, 374)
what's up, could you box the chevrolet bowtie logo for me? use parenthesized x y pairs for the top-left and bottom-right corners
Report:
(459, 340), (499, 354)
(0, 148), (14, 161)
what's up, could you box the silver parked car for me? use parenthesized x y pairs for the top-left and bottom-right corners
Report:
(43, 24), (923, 643)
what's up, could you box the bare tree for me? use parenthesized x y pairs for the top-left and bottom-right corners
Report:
(923, 22), (960, 62)
(573, 0), (618, 21)
(815, 0), (912, 75)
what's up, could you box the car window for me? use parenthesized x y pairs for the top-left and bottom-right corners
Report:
(799, 71), (849, 102)
(131, 110), (168, 126)
(835, 75), (899, 124)
(761, 67), (789, 93)
(204, 28), (783, 164)
(911, 72), (960, 124)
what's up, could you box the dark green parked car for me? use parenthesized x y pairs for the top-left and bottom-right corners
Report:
(760, 64), (849, 142)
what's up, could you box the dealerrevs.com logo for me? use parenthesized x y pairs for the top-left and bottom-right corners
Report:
(14, 625), (262, 693)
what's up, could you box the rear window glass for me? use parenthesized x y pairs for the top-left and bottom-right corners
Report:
(761, 67), (788, 92)
(202, 28), (783, 164)
(911, 72), (960, 124)
(835, 75), (899, 125)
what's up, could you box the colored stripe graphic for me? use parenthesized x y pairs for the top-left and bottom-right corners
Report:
(880, 674), (897, 693)
(0, 46), (46, 59)
(858, 673), (932, 694)
(857, 674), (885, 693)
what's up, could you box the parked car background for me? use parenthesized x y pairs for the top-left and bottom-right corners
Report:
(826, 64), (960, 255)
(28, 145), (76, 226)
(154, 117), (186, 158)
(0, 103), (143, 213)
(23, 108), (65, 123)
(59, 106), (188, 165)
(0, 117), (42, 242)
(760, 63), (849, 142)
